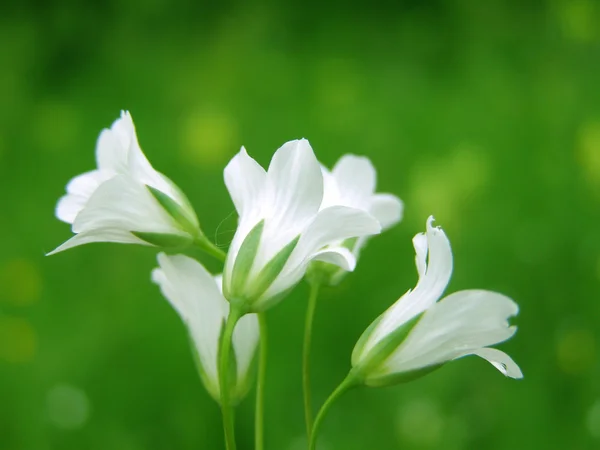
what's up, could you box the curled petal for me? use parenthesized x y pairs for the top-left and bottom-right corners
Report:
(365, 216), (452, 350)
(311, 246), (356, 272)
(292, 206), (381, 268)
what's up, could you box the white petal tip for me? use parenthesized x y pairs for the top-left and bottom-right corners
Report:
(472, 348), (523, 380)
(495, 361), (524, 379)
(426, 215), (436, 229)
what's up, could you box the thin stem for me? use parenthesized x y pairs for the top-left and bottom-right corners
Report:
(309, 372), (359, 450)
(255, 313), (268, 450)
(219, 307), (242, 450)
(194, 234), (227, 262)
(302, 282), (320, 439)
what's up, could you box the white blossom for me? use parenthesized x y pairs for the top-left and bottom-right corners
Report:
(352, 216), (522, 386)
(223, 139), (382, 311)
(152, 253), (259, 403)
(49, 111), (200, 255)
(315, 154), (403, 284)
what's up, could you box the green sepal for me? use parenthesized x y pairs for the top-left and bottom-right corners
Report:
(364, 364), (444, 388)
(131, 231), (193, 249)
(227, 220), (264, 301)
(351, 314), (384, 366)
(246, 235), (300, 302)
(146, 185), (199, 234)
(354, 312), (425, 375)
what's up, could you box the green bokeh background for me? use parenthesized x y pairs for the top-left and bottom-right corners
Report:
(1, 1), (600, 449)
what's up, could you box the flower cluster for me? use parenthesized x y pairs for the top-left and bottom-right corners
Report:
(50, 112), (522, 450)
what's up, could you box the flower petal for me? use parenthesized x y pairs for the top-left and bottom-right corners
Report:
(292, 206), (381, 267)
(370, 193), (404, 230)
(366, 216), (452, 349)
(72, 175), (180, 235)
(56, 194), (88, 225)
(56, 170), (113, 224)
(319, 163), (340, 209)
(464, 348), (523, 379)
(224, 146), (267, 218)
(264, 139), (323, 233)
(331, 154), (376, 210)
(47, 228), (147, 255)
(379, 289), (518, 375)
(95, 111), (134, 173)
(232, 313), (260, 381)
(260, 206), (380, 301)
(413, 232), (428, 279)
(152, 253), (227, 390)
(311, 246), (356, 271)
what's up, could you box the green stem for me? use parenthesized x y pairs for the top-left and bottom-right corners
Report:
(255, 313), (268, 450)
(194, 234), (227, 262)
(219, 307), (242, 450)
(309, 372), (359, 450)
(302, 282), (320, 439)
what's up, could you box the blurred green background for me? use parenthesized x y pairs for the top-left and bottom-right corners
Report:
(1, 0), (600, 449)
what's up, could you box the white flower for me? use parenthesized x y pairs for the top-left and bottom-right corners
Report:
(352, 216), (522, 386)
(314, 154), (404, 284)
(223, 139), (382, 312)
(152, 253), (259, 404)
(49, 111), (200, 255)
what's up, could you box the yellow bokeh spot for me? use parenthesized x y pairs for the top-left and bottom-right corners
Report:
(587, 400), (600, 439)
(180, 110), (237, 167)
(410, 144), (490, 227)
(0, 316), (37, 363)
(557, 328), (596, 375)
(0, 258), (42, 306)
(577, 120), (600, 192)
(558, 0), (597, 43)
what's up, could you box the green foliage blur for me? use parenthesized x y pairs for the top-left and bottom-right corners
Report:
(1, 0), (599, 449)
